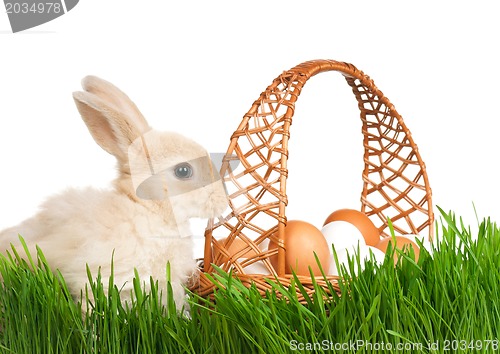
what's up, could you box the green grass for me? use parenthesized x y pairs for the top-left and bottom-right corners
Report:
(1, 208), (500, 353)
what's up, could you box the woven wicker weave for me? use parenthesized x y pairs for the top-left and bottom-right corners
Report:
(191, 60), (433, 301)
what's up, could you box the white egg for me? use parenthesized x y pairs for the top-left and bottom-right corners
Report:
(237, 258), (269, 275)
(328, 249), (349, 276)
(328, 245), (386, 276)
(258, 238), (270, 251)
(321, 220), (367, 255)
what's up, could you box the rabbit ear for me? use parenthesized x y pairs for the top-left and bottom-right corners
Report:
(72, 86), (151, 162)
(80, 76), (149, 131)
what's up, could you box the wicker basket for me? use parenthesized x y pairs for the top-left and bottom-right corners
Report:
(191, 59), (433, 302)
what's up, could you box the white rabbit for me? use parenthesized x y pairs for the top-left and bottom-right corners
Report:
(0, 76), (228, 310)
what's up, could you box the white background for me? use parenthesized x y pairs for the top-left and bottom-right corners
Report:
(1, 1), (499, 255)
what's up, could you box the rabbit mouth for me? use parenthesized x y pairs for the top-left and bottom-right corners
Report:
(159, 181), (228, 220)
(210, 192), (230, 217)
(195, 187), (229, 219)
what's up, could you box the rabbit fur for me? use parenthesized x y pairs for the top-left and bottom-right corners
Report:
(0, 76), (228, 310)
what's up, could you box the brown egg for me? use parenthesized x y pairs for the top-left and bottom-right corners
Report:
(212, 237), (271, 274)
(324, 209), (380, 246)
(214, 237), (258, 260)
(375, 236), (420, 264)
(268, 220), (330, 276)
(213, 237), (271, 274)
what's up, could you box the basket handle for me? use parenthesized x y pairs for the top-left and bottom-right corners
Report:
(206, 60), (433, 277)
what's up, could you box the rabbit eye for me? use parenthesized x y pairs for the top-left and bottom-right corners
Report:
(174, 163), (193, 179)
